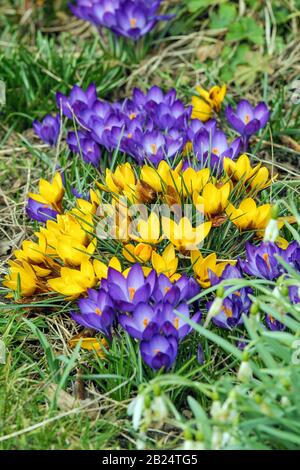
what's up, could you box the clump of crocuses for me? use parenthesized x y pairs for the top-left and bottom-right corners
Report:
(71, 264), (202, 370)
(34, 83), (269, 174)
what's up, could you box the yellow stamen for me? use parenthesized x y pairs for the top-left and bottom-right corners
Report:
(130, 18), (137, 28)
(212, 147), (219, 155)
(129, 113), (136, 120)
(143, 318), (149, 327)
(95, 307), (102, 316)
(244, 114), (250, 124)
(174, 317), (179, 329)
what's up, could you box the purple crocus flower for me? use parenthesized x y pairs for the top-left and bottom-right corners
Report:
(67, 130), (101, 166)
(286, 241), (300, 273)
(208, 264), (252, 329)
(193, 127), (241, 172)
(71, 288), (115, 338)
(152, 273), (200, 307)
(159, 302), (202, 340)
(69, 1), (171, 41)
(239, 242), (285, 281)
(140, 333), (178, 370)
(265, 314), (286, 331)
(26, 198), (58, 223)
(56, 83), (97, 120)
(119, 302), (159, 340)
(33, 114), (60, 146)
(226, 100), (270, 149)
(208, 296), (246, 330)
(107, 264), (156, 311)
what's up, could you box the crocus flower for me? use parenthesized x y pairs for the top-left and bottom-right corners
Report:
(226, 198), (271, 233)
(33, 114), (60, 146)
(67, 130), (101, 166)
(159, 302), (202, 339)
(119, 302), (159, 340)
(3, 260), (38, 298)
(28, 172), (64, 213)
(265, 314), (286, 331)
(107, 264), (156, 311)
(162, 216), (212, 251)
(140, 333), (178, 370)
(193, 128), (241, 172)
(69, 1), (171, 41)
(71, 288), (115, 338)
(56, 83), (97, 119)
(208, 264), (252, 329)
(26, 198), (58, 223)
(151, 243), (178, 279)
(239, 241), (285, 281)
(226, 100), (269, 149)
(223, 154), (274, 192)
(48, 258), (96, 299)
(191, 250), (228, 288)
(192, 85), (226, 121)
(193, 182), (231, 218)
(286, 241), (300, 273)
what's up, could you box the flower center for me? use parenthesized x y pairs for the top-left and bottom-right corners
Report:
(127, 133), (133, 139)
(150, 143), (158, 154)
(224, 306), (233, 318)
(143, 318), (149, 327)
(212, 147), (219, 155)
(129, 113), (136, 120)
(244, 114), (251, 124)
(174, 317), (179, 329)
(164, 286), (171, 293)
(154, 348), (161, 354)
(263, 253), (271, 269)
(129, 287), (135, 300)
(95, 307), (102, 316)
(130, 18), (137, 28)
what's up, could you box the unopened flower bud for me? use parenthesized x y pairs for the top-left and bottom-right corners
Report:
(237, 360), (252, 383)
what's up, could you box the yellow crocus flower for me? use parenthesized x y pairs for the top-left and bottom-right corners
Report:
(14, 233), (48, 265)
(191, 250), (228, 288)
(223, 154), (274, 191)
(131, 212), (162, 244)
(98, 163), (136, 195)
(151, 243), (178, 278)
(3, 260), (38, 297)
(193, 182), (230, 217)
(181, 168), (210, 196)
(162, 216), (212, 251)
(123, 243), (152, 263)
(192, 84), (226, 121)
(48, 258), (96, 298)
(226, 198), (271, 232)
(56, 236), (96, 266)
(93, 256), (122, 280)
(28, 172), (64, 212)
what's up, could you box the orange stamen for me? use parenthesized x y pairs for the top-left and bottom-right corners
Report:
(263, 253), (271, 269)
(95, 307), (102, 316)
(129, 287), (135, 300)
(130, 18), (137, 28)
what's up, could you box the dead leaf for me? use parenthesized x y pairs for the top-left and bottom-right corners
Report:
(196, 42), (223, 62)
(280, 135), (300, 153)
(46, 384), (99, 419)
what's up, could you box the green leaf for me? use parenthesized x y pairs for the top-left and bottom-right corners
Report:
(186, 0), (225, 13)
(226, 17), (264, 45)
(210, 4), (237, 29)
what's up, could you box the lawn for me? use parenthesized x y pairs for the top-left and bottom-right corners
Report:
(0, 0), (300, 451)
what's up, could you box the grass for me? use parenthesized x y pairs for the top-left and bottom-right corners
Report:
(0, 0), (300, 450)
